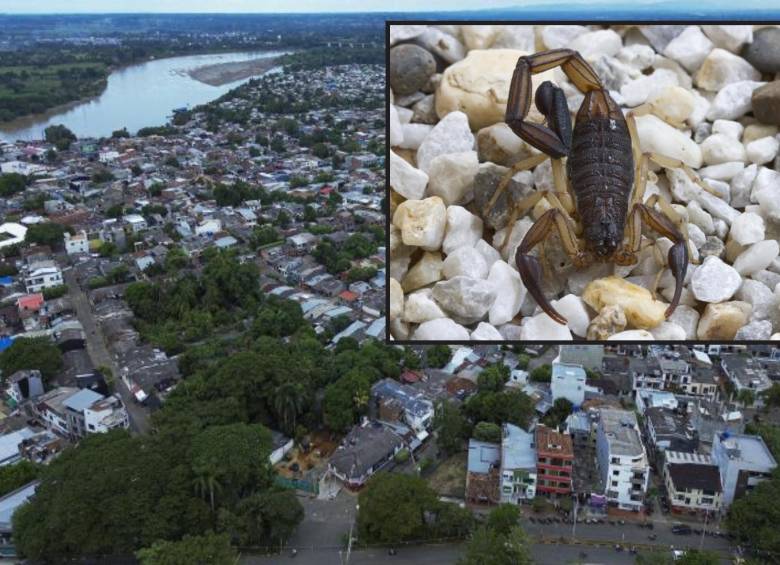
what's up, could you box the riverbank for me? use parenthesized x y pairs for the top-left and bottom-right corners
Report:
(188, 56), (282, 86)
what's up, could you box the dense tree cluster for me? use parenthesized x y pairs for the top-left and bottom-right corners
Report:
(43, 124), (76, 151)
(0, 337), (63, 382)
(0, 173), (27, 197)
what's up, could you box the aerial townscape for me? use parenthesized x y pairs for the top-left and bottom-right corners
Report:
(2, 12), (780, 565)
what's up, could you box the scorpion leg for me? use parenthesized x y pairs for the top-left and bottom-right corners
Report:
(516, 208), (590, 326)
(620, 203), (689, 318)
(483, 153), (548, 219)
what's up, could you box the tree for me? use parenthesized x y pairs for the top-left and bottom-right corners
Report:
(357, 473), (437, 544)
(477, 364), (509, 393)
(276, 210), (291, 229)
(737, 389), (756, 407)
(486, 504), (521, 536)
(435, 401), (469, 456)
(44, 124), (76, 151)
(0, 461), (39, 497)
(764, 383), (780, 408)
(426, 345), (452, 369)
(473, 422), (502, 444)
(459, 525), (532, 565)
(24, 222), (65, 248)
(726, 473), (780, 557)
(136, 532), (237, 565)
(0, 337), (63, 382)
(272, 381), (307, 434)
(517, 354), (530, 370)
(217, 489), (303, 547)
(250, 225), (280, 249)
(303, 205), (317, 222)
(0, 173), (26, 197)
(542, 398), (574, 429)
(323, 369), (372, 432)
(530, 364), (552, 383)
(253, 296), (305, 338)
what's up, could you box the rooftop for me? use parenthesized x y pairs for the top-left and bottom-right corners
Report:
(599, 408), (645, 457)
(468, 439), (500, 475)
(668, 463), (722, 494)
(502, 424), (536, 471)
(536, 425), (574, 458)
(716, 432), (777, 469)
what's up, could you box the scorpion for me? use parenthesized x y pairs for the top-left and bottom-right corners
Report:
(486, 48), (711, 326)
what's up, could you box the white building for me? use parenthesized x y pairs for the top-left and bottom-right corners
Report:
(0, 222), (27, 250)
(195, 218), (222, 237)
(500, 424), (536, 504)
(663, 451), (723, 514)
(64, 230), (90, 255)
(711, 432), (777, 507)
(596, 408), (650, 511)
(24, 260), (63, 293)
(123, 214), (147, 234)
(551, 358), (587, 407)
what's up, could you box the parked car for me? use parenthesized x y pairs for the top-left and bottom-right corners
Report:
(672, 524), (692, 535)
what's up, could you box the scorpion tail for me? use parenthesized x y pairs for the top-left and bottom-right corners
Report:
(665, 240), (688, 318)
(516, 252), (569, 326)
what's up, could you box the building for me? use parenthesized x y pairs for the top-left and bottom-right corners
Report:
(466, 439), (501, 505)
(663, 451), (723, 515)
(500, 424), (537, 504)
(32, 387), (129, 440)
(269, 431), (294, 465)
(24, 260), (63, 293)
(327, 422), (404, 489)
(123, 214), (147, 234)
(535, 425), (574, 497)
(558, 345), (604, 371)
(370, 378), (434, 437)
(551, 360), (587, 407)
(711, 432), (777, 507)
(632, 347), (718, 399)
(0, 481), (39, 548)
(721, 356), (774, 403)
(644, 407), (698, 455)
(64, 230), (90, 255)
(596, 408), (649, 511)
(0, 428), (36, 467)
(4, 370), (44, 408)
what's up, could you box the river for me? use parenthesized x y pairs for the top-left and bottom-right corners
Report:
(0, 50), (287, 142)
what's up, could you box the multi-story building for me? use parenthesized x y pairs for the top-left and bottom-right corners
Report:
(64, 230), (90, 255)
(711, 432), (777, 507)
(596, 408), (649, 511)
(466, 439), (500, 505)
(720, 356), (774, 404)
(535, 425), (574, 497)
(663, 451), (723, 515)
(24, 260), (63, 293)
(558, 345), (604, 371)
(551, 360), (587, 407)
(500, 424), (536, 504)
(632, 346), (719, 399)
(31, 387), (129, 440)
(370, 378), (434, 438)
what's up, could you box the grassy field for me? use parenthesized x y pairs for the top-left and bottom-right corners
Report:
(428, 452), (468, 498)
(0, 61), (108, 122)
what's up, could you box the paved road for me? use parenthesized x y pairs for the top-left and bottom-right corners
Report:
(63, 267), (150, 434)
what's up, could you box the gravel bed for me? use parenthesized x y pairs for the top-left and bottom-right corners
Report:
(388, 24), (780, 341)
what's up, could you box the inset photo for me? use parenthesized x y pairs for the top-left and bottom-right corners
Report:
(388, 23), (780, 342)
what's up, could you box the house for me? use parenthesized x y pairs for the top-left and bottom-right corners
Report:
(663, 451), (723, 515)
(64, 230), (90, 255)
(558, 345), (604, 371)
(123, 214), (147, 234)
(370, 378), (434, 438)
(721, 356), (774, 403)
(500, 424), (537, 504)
(644, 407), (698, 456)
(535, 425), (574, 497)
(551, 360), (587, 407)
(5, 370), (44, 408)
(596, 408), (649, 511)
(0, 428), (36, 467)
(24, 260), (63, 293)
(711, 432), (777, 507)
(287, 232), (318, 255)
(32, 386), (129, 439)
(327, 422), (404, 489)
(0, 222), (27, 250)
(466, 439), (501, 505)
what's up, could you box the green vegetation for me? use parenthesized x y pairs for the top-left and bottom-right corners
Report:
(473, 422), (502, 444)
(357, 473), (474, 545)
(212, 179), (263, 208)
(0, 173), (27, 197)
(136, 532), (237, 565)
(0, 337), (63, 382)
(435, 401), (470, 457)
(0, 461), (40, 497)
(44, 124), (76, 150)
(530, 364), (552, 383)
(312, 232), (379, 275)
(24, 222), (66, 248)
(426, 345), (452, 369)
(542, 398), (574, 429)
(42, 284), (68, 300)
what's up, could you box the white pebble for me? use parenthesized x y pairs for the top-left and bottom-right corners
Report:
(650, 321), (687, 340)
(700, 133), (747, 165)
(487, 260), (525, 326)
(475, 239), (502, 271)
(690, 255), (742, 302)
(427, 151), (479, 206)
(698, 162), (745, 182)
(541, 25), (589, 49)
(390, 105), (404, 146)
(701, 25), (753, 53)
(711, 119), (744, 140)
(432, 276), (497, 321)
(397, 123), (433, 150)
(403, 290), (447, 324)
(442, 246), (488, 280)
(520, 312), (573, 341)
(412, 318), (470, 341)
(662, 25), (714, 72)
(745, 136), (780, 165)
(442, 206), (483, 255)
(417, 27), (465, 64)
(620, 68), (679, 107)
(730, 212), (766, 246)
(416, 111), (475, 174)
(635, 114), (702, 169)
(686, 200), (715, 235)
(607, 330), (655, 340)
(695, 48), (761, 92)
(733, 240), (780, 276)
(394, 197), (447, 250)
(390, 150), (428, 200)
(730, 163), (758, 209)
(735, 320), (773, 340)
(390, 278), (404, 320)
(552, 294), (591, 337)
(706, 81), (766, 121)
(471, 322), (503, 341)
(569, 29), (623, 60)
(668, 305), (700, 339)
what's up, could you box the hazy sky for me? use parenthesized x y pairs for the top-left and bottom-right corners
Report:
(2, 0), (778, 12)
(0, 0), (523, 13)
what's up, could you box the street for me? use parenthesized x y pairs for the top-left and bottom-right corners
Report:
(240, 492), (735, 565)
(62, 266), (150, 434)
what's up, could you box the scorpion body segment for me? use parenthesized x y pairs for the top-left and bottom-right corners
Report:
(568, 91), (634, 258)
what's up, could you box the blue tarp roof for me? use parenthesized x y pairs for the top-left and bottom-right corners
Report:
(0, 337), (13, 352)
